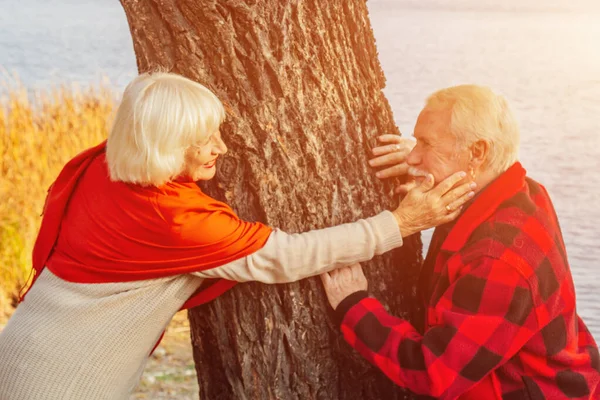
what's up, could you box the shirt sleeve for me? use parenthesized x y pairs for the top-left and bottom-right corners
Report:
(336, 257), (539, 399)
(191, 211), (402, 283)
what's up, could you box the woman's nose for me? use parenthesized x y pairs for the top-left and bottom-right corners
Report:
(214, 137), (227, 155)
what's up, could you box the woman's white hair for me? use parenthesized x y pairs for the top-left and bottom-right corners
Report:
(425, 85), (520, 174)
(106, 72), (225, 186)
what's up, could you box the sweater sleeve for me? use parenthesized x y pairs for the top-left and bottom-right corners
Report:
(191, 211), (402, 283)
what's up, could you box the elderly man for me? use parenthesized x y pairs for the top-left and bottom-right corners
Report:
(321, 85), (599, 399)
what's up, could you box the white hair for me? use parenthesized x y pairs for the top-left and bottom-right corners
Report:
(106, 72), (225, 186)
(425, 84), (520, 174)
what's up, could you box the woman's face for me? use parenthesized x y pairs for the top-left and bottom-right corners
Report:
(181, 130), (228, 181)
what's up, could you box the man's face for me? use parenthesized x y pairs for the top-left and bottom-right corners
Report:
(406, 107), (471, 185)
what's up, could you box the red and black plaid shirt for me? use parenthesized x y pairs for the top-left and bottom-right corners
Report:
(336, 163), (600, 399)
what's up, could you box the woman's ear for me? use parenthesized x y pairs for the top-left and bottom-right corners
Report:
(469, 139), (489, 168)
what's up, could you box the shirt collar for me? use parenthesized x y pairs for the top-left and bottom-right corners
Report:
(441, 162), (527, 252)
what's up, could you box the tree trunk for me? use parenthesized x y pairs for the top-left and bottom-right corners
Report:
(120, 1), (422, 398)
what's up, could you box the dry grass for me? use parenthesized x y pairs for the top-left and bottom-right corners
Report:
(0, 78), (115, 322)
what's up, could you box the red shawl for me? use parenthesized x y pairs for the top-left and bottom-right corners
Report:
(25, 141), (272, 309)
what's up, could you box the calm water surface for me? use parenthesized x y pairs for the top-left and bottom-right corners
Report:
(369, 2), (600, 339)
(0, 0), (598, 339)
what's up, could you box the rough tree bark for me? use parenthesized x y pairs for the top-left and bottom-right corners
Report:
(121, 1), (423, 398)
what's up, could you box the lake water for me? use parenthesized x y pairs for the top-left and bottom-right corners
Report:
(1, 1), (599, 340)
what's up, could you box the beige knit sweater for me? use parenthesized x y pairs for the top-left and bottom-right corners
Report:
(0, 211), (401, 400)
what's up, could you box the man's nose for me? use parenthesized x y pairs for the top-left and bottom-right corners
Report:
(406, 148), (420, 166)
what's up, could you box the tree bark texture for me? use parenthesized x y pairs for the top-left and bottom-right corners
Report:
(121, 1), (423, 398)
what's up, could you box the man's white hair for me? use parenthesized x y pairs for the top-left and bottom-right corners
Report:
(106, 72), (225, 186)
(425, 84), (520, 174)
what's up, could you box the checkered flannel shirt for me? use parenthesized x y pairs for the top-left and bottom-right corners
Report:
(335, 163), (600, 399)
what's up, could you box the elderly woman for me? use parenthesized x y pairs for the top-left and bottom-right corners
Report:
(0, 72), (474, 400)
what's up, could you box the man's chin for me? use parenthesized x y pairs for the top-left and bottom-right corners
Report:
(411, 175), (431, 186)
(407, 167), (430, 184)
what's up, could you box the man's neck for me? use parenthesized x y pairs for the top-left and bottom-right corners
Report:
(473, 169), (500, 195)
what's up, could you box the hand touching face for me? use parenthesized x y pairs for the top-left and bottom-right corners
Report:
(369, 134), (416, 180)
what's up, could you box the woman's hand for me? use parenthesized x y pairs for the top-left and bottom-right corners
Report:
(392, 171), (476, 237)
(369, 135), (416, 179)
(320, 263), (368, 309)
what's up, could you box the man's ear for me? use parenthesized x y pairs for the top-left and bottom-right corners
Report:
(469, 139), (489, 168)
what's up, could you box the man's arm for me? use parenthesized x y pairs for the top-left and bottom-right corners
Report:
(322, 258), (539, 399)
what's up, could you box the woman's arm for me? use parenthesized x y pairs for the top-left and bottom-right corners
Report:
(192, 211), (400, 283)
(193, 171), (475, 283)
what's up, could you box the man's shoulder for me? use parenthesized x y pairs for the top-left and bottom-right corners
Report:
(458, 176), (568, 288)
(467, 176), (555, 241)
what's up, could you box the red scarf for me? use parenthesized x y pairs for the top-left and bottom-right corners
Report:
(25, 141), (272, 309)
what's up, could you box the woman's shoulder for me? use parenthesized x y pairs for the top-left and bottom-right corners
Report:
(150, 183), (234, 226)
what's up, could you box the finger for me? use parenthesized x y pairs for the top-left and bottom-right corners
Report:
(431, 171), (467, 196)
(442, 181), (476, 201)
(371, 138), (414, 155)
(349, 263), (362, 278)
(444, 188), (475, 212)
(320, 272), (332, 286)
(414, 174), (435, 193)
(372, 143), (401, 156)
(376, 134), (405, 144)
(369, 150), (410, 168)
(339, 265), (354, 281)
(395, 180), (418, 194)
(441, 206), (465, 224)
(375, 163), (409, 179)
(353, 263), (366, 280)
(357, 268), (367, 282)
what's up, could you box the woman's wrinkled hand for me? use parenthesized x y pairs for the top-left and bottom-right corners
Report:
(369, 134), (416, 179)
(320, 263), (367, 310)
(392, 171), (476, 237)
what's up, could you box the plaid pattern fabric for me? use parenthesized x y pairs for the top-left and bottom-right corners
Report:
(336, 163), (600, 399)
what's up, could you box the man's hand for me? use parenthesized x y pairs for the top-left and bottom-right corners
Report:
(320, 263), (368, 309)
(369, 134), (416, 179)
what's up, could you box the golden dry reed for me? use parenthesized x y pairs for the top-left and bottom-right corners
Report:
(0, 77), (115, 322)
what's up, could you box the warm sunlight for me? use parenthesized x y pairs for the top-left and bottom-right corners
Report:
(1, 1), (599, 399)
